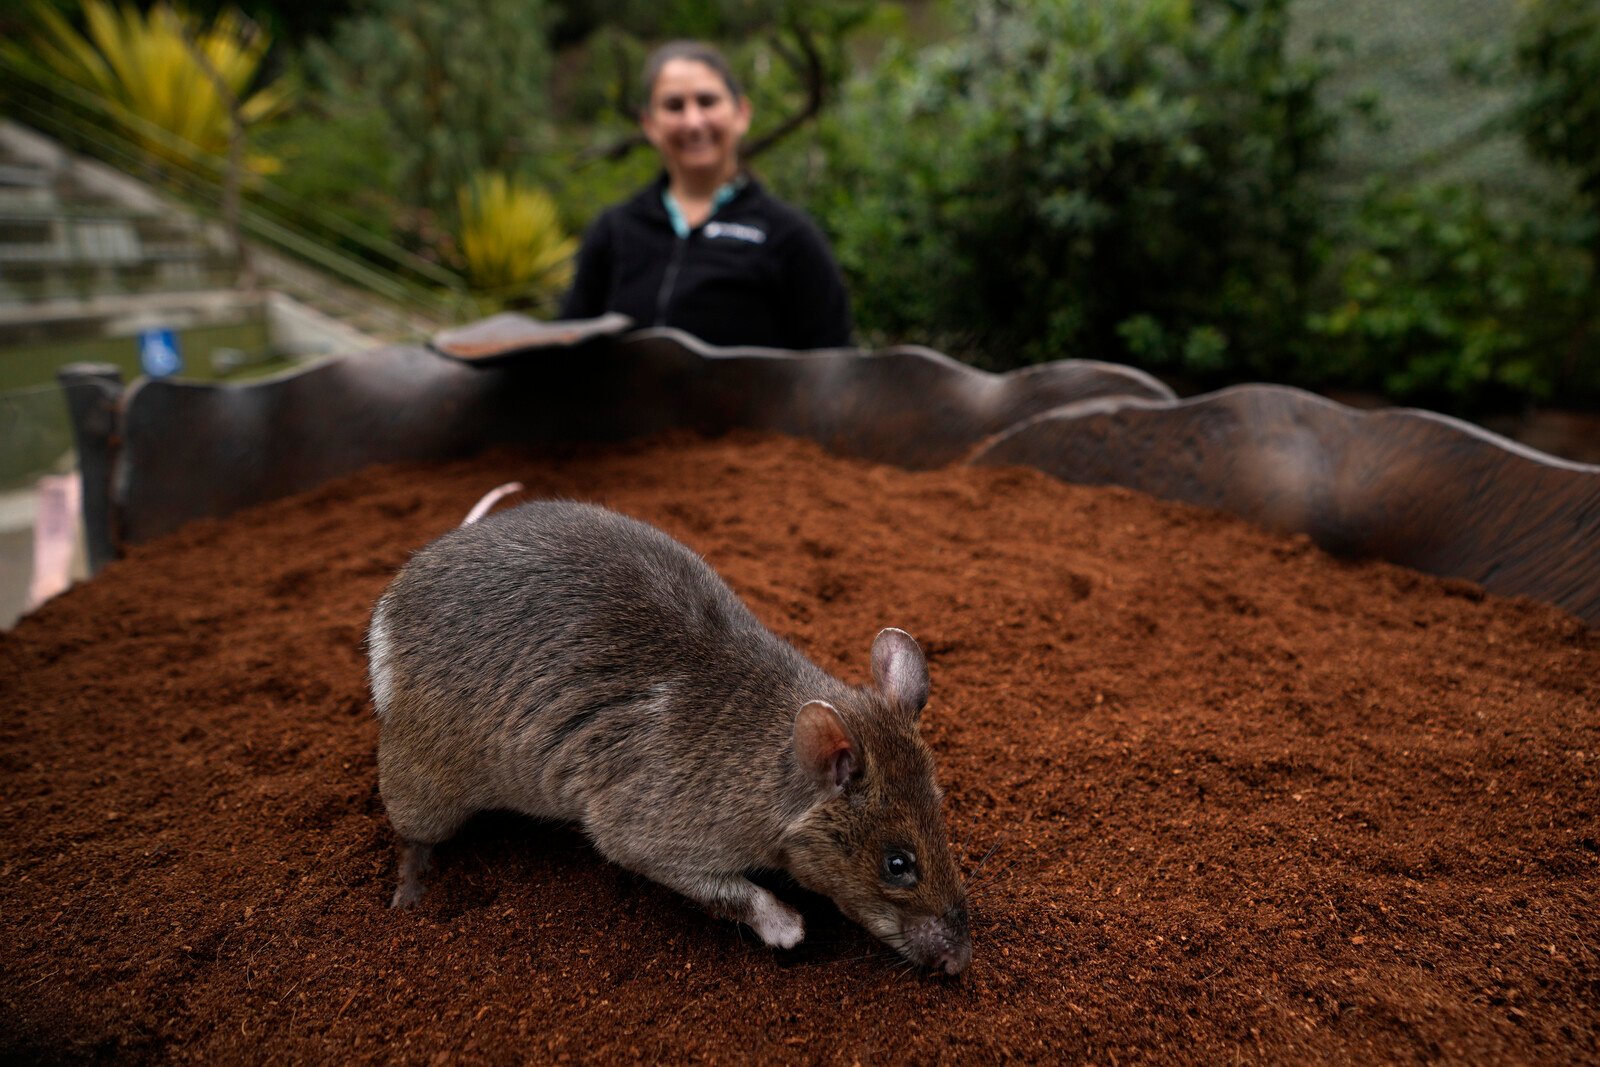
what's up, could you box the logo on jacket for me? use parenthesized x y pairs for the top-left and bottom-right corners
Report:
(704, 221), (767, 244)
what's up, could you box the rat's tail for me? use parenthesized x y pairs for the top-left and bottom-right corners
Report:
(462, 482), (524, 525)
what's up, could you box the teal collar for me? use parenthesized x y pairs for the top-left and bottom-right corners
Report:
(662, 177), (746, 238)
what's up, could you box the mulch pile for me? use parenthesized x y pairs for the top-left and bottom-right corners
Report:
(3, 431), (1596, 1063)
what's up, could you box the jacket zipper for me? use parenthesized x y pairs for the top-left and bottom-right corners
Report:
(654, 234), (688, 326)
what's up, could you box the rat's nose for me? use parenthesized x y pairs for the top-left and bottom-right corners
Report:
(933, 904), (971, 975)
(902, 905), (972, 975)
(933, 938), (971, 975)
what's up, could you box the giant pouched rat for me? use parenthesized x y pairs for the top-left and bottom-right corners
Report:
(368, 500), (971, 975)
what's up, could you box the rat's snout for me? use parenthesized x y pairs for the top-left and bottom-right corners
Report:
(903, 902), (971, 976)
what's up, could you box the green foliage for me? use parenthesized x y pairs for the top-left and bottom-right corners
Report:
(796, 0), (1595, 411)
(19, 0), (1590, 411)
(183, 0), (362, 44)
(810, 0), (1341, 372)
(250, 103), (401, 239)
(8, 0), (289, 164)
(1506, 0), (1600, 406)
(1309, 182), (1595, 408)
(307, 0), (555, 219)
(552, 0), (879, 64)
(456, 172), (577, 312)
(1284, 0), (1599, 413)
(1515, 0), (1600, 201)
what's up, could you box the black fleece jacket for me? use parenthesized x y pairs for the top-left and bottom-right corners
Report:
(559, 175), (853, 350)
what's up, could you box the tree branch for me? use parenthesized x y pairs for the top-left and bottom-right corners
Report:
(743, 22), (826, 161)
(576, 130), (648, 166)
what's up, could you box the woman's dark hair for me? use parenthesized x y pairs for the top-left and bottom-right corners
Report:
(640, 40), (743, 111)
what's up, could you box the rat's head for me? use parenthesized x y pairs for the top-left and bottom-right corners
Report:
(780, 628), (970, 976)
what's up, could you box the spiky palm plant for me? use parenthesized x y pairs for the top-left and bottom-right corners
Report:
(16, 0), (289, 165)
(456, 172), (577, 311)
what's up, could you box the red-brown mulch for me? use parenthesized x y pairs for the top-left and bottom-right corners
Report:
(2, 431), (1596, 1063)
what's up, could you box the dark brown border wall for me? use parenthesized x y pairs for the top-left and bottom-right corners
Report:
(59, 321), (1600, 626)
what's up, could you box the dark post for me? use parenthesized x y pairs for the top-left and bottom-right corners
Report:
(56, 363), (123, 575)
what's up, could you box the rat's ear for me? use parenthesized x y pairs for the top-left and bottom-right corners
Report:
(793, 700), (856, 792)
(871, 627), (929, 717)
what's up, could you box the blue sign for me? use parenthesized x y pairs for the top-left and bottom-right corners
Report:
(138, 328), (183, 378)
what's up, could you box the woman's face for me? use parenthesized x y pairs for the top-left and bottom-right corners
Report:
(641, 58), (751, 185)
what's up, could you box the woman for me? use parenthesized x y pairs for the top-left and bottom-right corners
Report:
(559, 41), (854, 350)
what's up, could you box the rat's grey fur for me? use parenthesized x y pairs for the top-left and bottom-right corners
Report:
(370, 501), (970, 973)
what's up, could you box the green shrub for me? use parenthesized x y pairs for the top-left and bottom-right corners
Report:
(456, 171), (576, 313)
(306, 0), (555, 219)
(250, 104), (400, 240)
(809, 0), (1340, 374)
(1299, 0), (1600, 413)
(1516, 0), (1600, 205)
(1310, 181), (1596, 410)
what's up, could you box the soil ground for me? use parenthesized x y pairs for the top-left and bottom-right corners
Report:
(2, 431), (1596, 1063)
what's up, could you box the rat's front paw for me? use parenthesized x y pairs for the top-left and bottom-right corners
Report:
(749, 890), (804, 949)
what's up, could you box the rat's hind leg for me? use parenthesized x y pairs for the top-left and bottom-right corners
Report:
(392, 839), (435, 909)
(384, 801), (472, 908)
(378, 739), (477, 909)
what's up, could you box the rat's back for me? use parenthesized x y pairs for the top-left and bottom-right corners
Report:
(368, 500), (821, 838)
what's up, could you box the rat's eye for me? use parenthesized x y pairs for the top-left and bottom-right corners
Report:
(881, 849), (918, 889)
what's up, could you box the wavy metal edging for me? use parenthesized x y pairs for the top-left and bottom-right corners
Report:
(431, 311), (635, 361)
(970, 385), (1600, 625)
(111, 328), (1174, 544)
